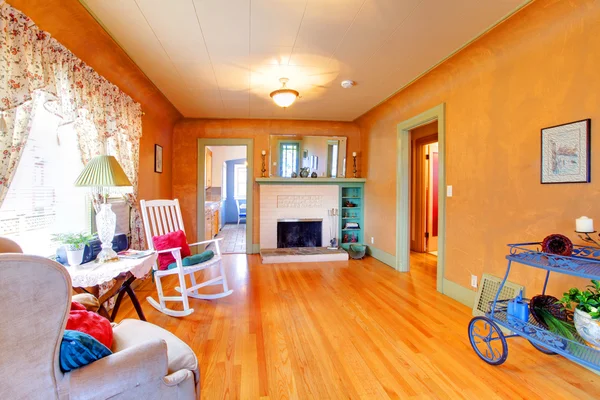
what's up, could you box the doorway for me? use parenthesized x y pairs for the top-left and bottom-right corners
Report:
(409, 122), (439, 280)
(396, 104), (446, 293)
(198, 139), (254, 254)
(410, 124), (439, 255)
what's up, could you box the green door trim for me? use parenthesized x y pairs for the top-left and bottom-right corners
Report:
(396, 103), (446, 293)
(197, 138), (254, 254)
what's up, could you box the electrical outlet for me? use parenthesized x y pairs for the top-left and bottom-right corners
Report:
(471, 275), (478, 289)
(447, 185), (453, 197)
(370, 237), (374, 244)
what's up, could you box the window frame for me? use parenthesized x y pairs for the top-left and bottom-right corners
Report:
(233, 163), (247, 200)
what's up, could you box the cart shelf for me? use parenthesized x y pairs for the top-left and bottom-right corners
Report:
(468, 241), (600, 370)
(488, 300), (600, 370)
(506, 242), (600, 280)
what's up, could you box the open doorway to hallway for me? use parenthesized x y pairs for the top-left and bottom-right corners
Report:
(409, 121), (439, 280)
(205, 145), (247, 254)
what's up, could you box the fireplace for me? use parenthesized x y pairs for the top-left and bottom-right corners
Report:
(277, 219), (322, 248)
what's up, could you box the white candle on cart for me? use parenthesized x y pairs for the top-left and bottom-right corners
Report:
(576, 216), (594, 233)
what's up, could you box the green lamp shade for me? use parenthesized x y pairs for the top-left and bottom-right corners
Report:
(74, 155), (132, 188)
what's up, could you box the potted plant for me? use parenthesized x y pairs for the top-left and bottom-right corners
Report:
(52, 232), (94, 266)
(560, 279), (600, 349)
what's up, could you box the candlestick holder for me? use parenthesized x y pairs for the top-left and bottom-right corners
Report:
(261, 153), (266, 177)
(352, 154), (357, 178)
(576, 231), (600, 247)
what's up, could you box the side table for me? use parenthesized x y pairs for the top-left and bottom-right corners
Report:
(66, 253), (157, 321)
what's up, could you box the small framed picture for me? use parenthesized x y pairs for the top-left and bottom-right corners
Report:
(154, 144), (163, 173)
(541, 119), (590, 184)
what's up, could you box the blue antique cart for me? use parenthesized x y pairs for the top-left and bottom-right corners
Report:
(468, 242), (600, 370)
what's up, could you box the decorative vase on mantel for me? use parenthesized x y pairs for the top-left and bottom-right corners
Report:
(300, 167), (310, 178)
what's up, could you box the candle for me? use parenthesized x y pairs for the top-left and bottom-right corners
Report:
(261, 150), (266, 155)
(352, 152), (357, 157)
(576, 216), (594, 233)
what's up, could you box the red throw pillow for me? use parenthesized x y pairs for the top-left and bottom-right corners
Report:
(152, 230), (191, 270)
(67, 301), (113, 348)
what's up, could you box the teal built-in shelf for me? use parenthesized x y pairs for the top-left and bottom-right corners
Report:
(340, 184), (365, 248)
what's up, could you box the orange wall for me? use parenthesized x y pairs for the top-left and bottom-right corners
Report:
(357, 0), (600, 295)
(7, 0), (182, 202)
(173, 119), (361, 244)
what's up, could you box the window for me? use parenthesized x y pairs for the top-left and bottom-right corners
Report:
(234, 164), (247, 199)
(280, 142), (299, 177)
(222, 162), (228, 200)
(0, 97), (91, 256)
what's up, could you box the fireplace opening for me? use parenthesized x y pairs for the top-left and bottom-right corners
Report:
(277, 219), (322, 248)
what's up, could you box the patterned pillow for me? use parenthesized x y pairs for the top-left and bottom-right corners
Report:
(60, 330), (112, 372)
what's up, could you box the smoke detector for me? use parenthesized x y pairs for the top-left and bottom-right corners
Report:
(341, 80), (356, 89)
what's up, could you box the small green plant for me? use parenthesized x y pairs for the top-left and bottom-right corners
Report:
(560, 279), (600, 319)
(52, 232), (94, 251)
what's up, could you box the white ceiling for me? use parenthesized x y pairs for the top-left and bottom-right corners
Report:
(81, 0), (530, 121)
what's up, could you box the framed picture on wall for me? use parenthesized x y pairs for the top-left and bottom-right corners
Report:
(541, 119), (591, 184)
(155, 144), (163, 173)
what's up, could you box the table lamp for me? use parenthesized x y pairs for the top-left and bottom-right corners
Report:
(74, 155), (132, 262)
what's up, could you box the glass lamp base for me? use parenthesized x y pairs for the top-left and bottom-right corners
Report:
(96, 203), (118, 263)
(96, 247), (118, 263)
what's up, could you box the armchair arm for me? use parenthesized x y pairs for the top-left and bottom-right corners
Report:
(188, 238), (223, 247)
(163, 369), (194, 387)
(156, 247), (182, 255)
(68, 339), (168, 400)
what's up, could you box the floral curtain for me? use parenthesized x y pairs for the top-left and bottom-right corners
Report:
(0, 1), (145, 249)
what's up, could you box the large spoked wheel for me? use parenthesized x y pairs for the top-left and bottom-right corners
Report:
(528, 340), (558, 355)
(468, 316), (508, 366)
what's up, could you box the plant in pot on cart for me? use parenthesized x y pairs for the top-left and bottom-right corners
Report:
(561, 279), (600, 349)
(52, 232), (94, 266)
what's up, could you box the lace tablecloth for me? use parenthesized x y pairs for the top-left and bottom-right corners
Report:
(67, 253), (157, 288)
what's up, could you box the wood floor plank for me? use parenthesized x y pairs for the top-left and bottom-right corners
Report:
(115, 253), (600, 399)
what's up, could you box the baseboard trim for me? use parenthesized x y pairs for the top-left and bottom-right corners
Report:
(366, 246), (396, 268)
(442, 278), (475, 308)
(250, 244), (260, 254)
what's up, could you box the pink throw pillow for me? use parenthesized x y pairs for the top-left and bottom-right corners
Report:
(152, 230), (191, 270)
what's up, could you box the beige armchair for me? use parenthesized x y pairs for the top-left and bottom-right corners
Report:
(0, 253), (200, 399)
(0, 236), (98, 312)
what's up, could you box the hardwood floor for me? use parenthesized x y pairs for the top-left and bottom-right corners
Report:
(116, 253), (600, 399)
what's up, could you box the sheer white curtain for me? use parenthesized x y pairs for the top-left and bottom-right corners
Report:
(0, 93), (90, 255)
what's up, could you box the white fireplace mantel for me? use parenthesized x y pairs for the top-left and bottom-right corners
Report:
(256, 177), (366, 184)
(259, 183), (341, 249)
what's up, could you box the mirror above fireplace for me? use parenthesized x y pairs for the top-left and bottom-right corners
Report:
(269, 134), (347, 178)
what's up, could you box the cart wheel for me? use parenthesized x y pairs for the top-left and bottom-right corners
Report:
(528, 340), (558, 355)
(468, 317), (508, 365)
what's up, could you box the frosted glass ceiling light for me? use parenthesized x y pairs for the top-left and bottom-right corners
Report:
(270, 78), (299, 108)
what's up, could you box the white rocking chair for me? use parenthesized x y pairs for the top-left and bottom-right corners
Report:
(140, 199), (233, 317)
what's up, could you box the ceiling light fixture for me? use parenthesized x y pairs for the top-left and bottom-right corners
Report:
(270, 78), (299, 108)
